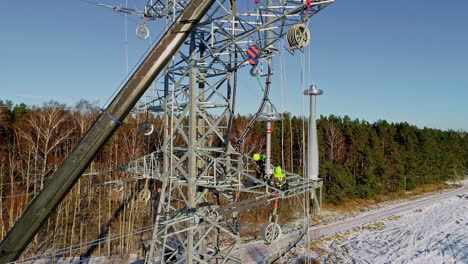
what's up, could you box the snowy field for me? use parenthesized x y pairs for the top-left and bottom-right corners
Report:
(277, 181), (468, 264)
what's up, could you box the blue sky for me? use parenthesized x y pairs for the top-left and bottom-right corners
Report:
(0, 0), (467, 131)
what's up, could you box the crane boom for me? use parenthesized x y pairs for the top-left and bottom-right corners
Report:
(0, 0), (215, 262)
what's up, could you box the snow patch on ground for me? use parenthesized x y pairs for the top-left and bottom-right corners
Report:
(282, 181), (468, 264)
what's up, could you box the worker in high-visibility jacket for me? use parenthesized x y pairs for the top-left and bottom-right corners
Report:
(253, 153), (266, 180)
(273, 166), (288, 190)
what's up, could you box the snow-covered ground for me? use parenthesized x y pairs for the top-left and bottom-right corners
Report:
(274, 180), (468, 264)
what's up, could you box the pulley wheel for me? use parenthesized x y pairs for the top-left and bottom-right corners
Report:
(287, 24), (310, 50)
(138, 188), (151, 202)
(136, 25), (150, 40)
(138, 120), (154, 135)
(260, 221), (282, 243)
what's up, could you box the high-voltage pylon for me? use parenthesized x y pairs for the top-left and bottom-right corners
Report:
(116, 0), (335, 263)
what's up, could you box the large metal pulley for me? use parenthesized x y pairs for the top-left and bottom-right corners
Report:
(260, 221), (282, 243)
(287, 24), (311, 50)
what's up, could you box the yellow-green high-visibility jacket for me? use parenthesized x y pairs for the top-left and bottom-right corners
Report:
(274, 166), (286, 181)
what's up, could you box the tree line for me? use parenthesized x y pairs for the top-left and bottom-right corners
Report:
(265, 114), (467, 203)
(0, 100), (466, 258)
(0, 100), (162, 259)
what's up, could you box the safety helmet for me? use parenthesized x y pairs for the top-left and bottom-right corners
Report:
(253, 153), (261, 161)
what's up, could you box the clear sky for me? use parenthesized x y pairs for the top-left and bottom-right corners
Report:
(0, 0), (467, 131)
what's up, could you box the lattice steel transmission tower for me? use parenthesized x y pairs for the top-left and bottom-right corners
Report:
(114, 0), (334, 262)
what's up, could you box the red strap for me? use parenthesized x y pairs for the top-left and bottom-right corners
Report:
(255, 0), (259, 3)
(306, 0), (312, 15)
(274, 192), (279, 209)
(266, 122), (275, 134)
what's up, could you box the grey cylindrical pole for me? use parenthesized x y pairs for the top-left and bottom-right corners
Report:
(265, 0), (274, 175)
(0, 0), (214, 262)
(304, 84), (323, 180)
(265, 0), (274, 48)
(266, 103), (273, 175)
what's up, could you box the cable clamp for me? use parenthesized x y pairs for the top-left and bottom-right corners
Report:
(98, 107), (123, 126)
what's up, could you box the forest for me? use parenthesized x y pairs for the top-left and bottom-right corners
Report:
(0, 99), (466, 259)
